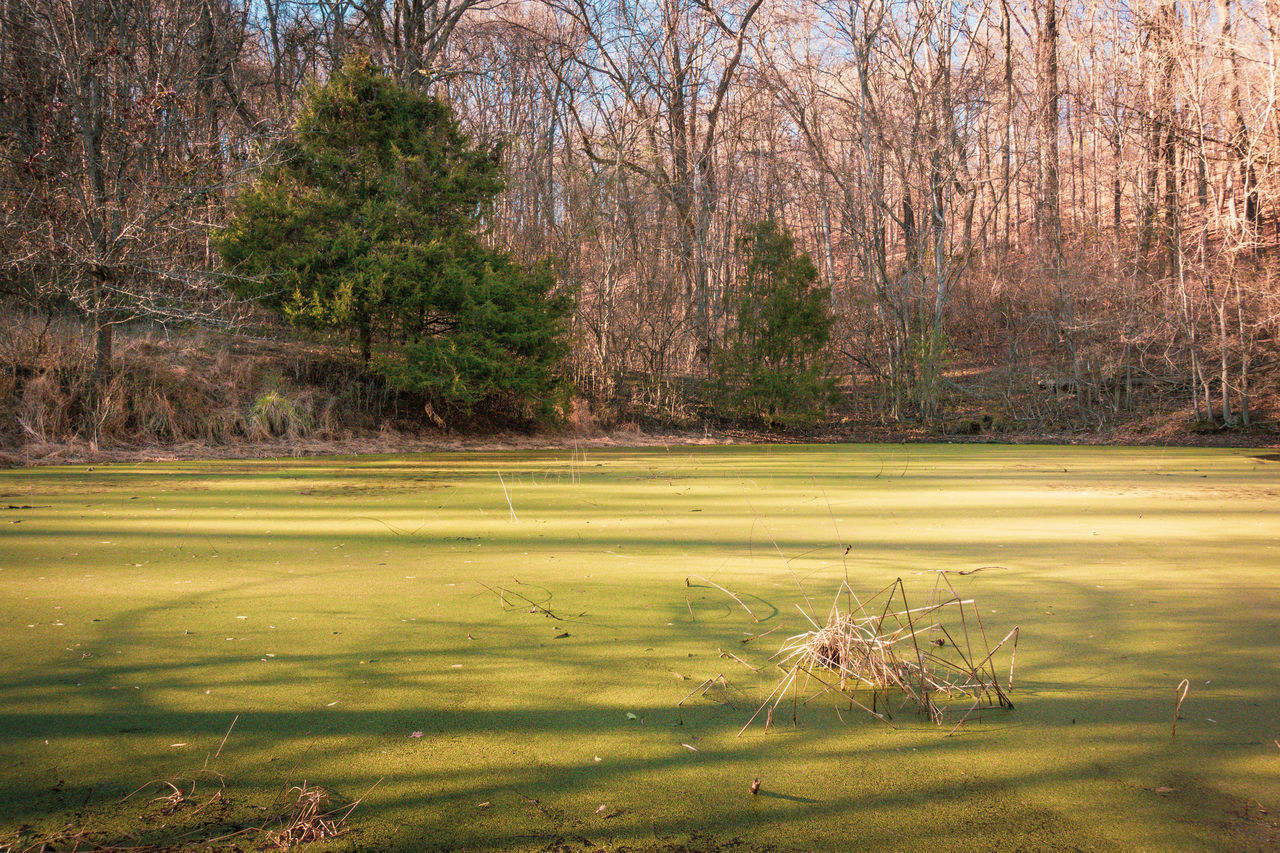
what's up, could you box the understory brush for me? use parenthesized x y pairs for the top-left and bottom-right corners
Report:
(0, 308), (391, 449)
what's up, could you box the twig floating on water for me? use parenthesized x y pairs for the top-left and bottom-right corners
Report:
(686, 575), (758, 622)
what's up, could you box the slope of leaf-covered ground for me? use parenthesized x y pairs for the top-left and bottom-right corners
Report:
(3, 309), (1278, 468)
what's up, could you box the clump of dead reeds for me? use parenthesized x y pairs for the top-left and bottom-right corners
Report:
(264, 783), (346, 850)
(741, 572), (1018, 733)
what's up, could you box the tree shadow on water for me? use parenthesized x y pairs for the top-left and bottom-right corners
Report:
(1, 574), (1278, 852)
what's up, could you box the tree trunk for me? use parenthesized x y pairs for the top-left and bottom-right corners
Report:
(88, 270), (114, 429)
(1037, 0), (1062, 271)
(1236, 279), (1250, 425)
(92, 321), (113, 390)
(1001, 0), (1014, 250)
(1217, 0), (1259, 234)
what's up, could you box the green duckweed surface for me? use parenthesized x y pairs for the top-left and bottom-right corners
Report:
(1, 444), (1278, 851)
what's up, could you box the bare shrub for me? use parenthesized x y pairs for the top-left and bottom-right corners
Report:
(17, 371), (74, 441)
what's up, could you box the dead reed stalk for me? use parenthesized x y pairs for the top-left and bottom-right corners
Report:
(686, 575), (759, 622)
(1172, 679), (1190, 737)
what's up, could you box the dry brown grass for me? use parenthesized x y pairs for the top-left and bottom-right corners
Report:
(0, 307), (375, 451)
(263, 783), (346, 850)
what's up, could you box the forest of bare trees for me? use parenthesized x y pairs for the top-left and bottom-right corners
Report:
(3, 0), (1279, 440)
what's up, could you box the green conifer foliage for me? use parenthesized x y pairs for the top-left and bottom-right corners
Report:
(715, 221), (836, 428)
(216, 55), (572, 424)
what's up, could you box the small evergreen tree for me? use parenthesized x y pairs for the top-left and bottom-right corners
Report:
(715, 221), (836, 428)
(216, 55), (572, 424)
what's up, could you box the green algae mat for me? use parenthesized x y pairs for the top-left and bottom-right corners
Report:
(1, 444), (1278, 852)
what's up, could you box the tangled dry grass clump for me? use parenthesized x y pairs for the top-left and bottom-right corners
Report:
(0, 710), (375, 853)
(742, 572), (1018, 733)
(0, 780), (370, 853)
(249, 391), (314, 440)
(263, 783), (349, 850)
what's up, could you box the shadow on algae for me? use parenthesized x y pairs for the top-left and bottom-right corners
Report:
(0, 444), (1278, 852)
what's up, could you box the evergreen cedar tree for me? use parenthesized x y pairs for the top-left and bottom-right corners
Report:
(715, 220), (836, 428)
(216, 56), (573, 425)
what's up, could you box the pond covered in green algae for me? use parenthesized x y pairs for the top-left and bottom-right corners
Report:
(1, 444), (1277, 851)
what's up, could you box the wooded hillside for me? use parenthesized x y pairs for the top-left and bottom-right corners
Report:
(3, 0), (1278, 448)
